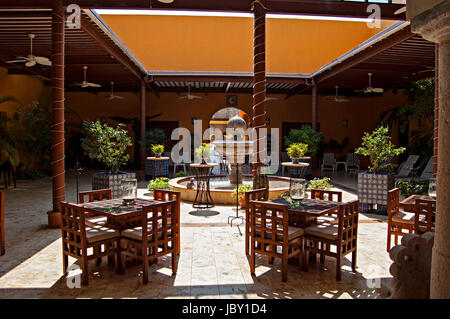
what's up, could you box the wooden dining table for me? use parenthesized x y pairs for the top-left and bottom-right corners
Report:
(270, 197), (342, 227)
(79, 198), (159, 231)
(400, 194), (435, 212)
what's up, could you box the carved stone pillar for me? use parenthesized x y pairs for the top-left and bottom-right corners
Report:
(408, 1), (450, 298)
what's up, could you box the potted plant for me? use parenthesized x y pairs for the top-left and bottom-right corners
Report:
(232, 184), (253, 208)
(284, 125), (322, 177)
(286, 143), (308, 163)
(355, 125), (406, 214)
(148, 177), (171, 191)
(152, 144), (164, 158)
(195, 143), (211, 164)
(81, 120), (134, 198)
(307, 177), (332, 190)
(142, 129), (169, 180)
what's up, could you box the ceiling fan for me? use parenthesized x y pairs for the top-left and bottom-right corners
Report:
(72, 66), (101, 88)
(355, 73), (384, 94)
(6, 34), (51, 67)
(105, 82), (124, 100)
(178, 85), (202, 100)
(328, 86), (349, 103)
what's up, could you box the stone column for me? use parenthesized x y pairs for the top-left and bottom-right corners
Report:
(409, 1), (450, 298)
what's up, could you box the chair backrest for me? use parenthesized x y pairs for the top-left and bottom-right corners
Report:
(420, 157), (434, 179)
(60, 202), (88, 258)
(0, 191), (4, 254)
(345, 153), (359, 167)
(397, 155), (420, 177)
(140, 200), (179, 256)
(249, 201), (289, 247)
(387, 188), (400, 223)
(414, 199), (436, 233)
(310, 189), (342, 202)
(337, 200), (359, 253)
(323, 153), (335, 165)
(245, 188), (268, 207)
(79, 189), (112, 204)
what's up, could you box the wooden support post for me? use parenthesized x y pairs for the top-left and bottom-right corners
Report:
(252, 0), (267, 177)
(140, 81), (146, 170)
(47, 0), (65, 228)
(312, 82), (318, 131)
(434, 44), (439, 178)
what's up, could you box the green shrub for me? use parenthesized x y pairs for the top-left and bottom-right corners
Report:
(396, 179), (429, 197)
(152, 144), (164, 155)
(284, 125), (322, 156)
(81, 120), (132, 174)
(307, 177), (332, 190)
(355, 126), (406, 174)
(286, 143), (308, 159)
(232, 185), (253, 204)
(175, 171), (190, 178)
(195, 143), (211, 163)
(148, 177), (171, 191)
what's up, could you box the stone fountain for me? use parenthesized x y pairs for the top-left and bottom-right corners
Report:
(212, 116), (252, 185)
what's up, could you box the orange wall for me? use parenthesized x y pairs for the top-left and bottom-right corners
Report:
(0, 67), (48, 117)
(101, 14), (394, 74)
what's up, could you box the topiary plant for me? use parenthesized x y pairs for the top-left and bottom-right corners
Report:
(286, 143), (308, 159)
(152, 144), (164, 156)
(355, 126), (406, 174)
(81, 120), (132, 174)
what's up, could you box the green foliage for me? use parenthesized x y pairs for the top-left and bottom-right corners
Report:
(284, 125), (322, 156)
(195, 143), (211, 162)
(355, 126), (406, 174)
(232, 185), (253, 204)
(175, 171), (190, 178)
(396, 179), (429, 198)
(81, 120), (133, 174)
(322, 137), (349, 160)
(286, 143), (308, 159)
(142, 129), (168, 156)
(307, 177), (332, 190)
(148, 177), (171, 191)
(152, 144), (164, 155)
(0, 96), (20, 167)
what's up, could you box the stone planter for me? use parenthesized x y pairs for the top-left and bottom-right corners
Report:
(358, 171), (395, 215)
(92, 171), (136, 199)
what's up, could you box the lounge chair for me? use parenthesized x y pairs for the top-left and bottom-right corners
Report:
(320, 153), (336, 174)
(396, 157), (434, 182)
(344, 153), (360, 175)
(395, 155), (419, 178)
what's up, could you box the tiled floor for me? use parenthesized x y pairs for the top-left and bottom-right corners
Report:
(0, 170), (393, 299)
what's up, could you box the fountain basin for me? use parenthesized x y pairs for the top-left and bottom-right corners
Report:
(169, 175), (290, 205)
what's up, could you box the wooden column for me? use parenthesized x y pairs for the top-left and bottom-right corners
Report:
(252, 0), (267, 177)
(140, 81), (146, 170)
(312, 82), (318, 131)
(48, 0), (65, 227)
(434, 44), (439, 178)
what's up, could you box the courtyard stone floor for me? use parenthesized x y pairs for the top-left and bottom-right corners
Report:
(0, 170), (393, 299)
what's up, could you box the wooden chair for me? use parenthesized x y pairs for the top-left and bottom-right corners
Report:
(244, 188), (268, 255)
(1, 191), (5, 255)
(120, 200), (179, 284)
(60, 202), (120, 285)
(153, 189), (181, 255)
(249, 201), (304, 282)
(79, 189), (112, 227)
(387, 188), (415, 251)
(414, 199), (436, 234)
(304, 200), (359, 281)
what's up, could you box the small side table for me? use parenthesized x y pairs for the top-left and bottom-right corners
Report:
(190, 163), (219, 209)
(147, 157), (169, 180)
(281, 162), (309, 179)
(336, 161), (346, 171)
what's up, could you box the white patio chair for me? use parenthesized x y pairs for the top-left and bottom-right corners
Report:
(344, 153), (360, 175)
(396, 155), (420, 178)
(396, 157), (434, 182)
(169, 151), (188, 176)
(321, 153), (336, 174)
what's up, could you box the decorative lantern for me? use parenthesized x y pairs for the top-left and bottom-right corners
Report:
(289, 178), (306, 201)
(120, 178), (138, 204)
